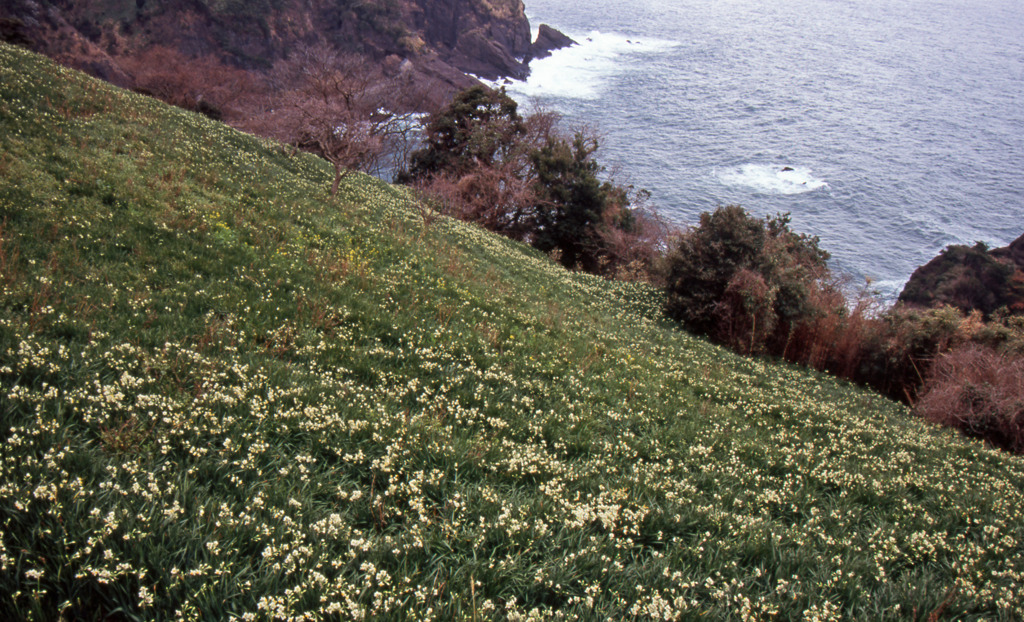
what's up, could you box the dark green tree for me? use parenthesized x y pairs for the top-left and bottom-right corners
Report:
(762, 212), (830, 327)
(530, 131), (613, 271)
(404, 85), (526, 179)
(664, 205), (766, 333)
(664, 206), (830, 348)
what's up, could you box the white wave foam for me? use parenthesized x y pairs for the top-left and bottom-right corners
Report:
(493, 30), (679, 101)
(717, 164), (828, 195)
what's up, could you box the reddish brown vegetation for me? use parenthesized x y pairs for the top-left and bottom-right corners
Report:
(596, 201), (673, 284)
(415, 162), (672, 284)
(415, 167), (534, 237)
(238, 45), (427, 194)
(408, 96), (556, 238)
(779, 278), (871, 372)
(916, 344), (1024, 453)
(749, 293), (1024, 452)
(120, 46), (259, 121)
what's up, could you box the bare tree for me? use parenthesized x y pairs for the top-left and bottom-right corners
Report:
(245, 44), (407, 195)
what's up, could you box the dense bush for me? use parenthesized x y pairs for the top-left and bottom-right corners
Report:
(835, 305), (1024, 402)
(403, 86), (549, 239)
(663, 205), (830, 354)
(916, 344), (1024, 452)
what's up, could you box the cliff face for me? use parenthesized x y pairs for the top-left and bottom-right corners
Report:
(411, 0), (531, 79)
(0, 0), (537, 106)
(0, 0), (132, 87)
(899, 234), (1024, 317)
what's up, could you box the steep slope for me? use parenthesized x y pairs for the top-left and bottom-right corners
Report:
(2, 44), (1024, 620)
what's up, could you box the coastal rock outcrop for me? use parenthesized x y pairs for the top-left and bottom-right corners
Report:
(0, 0), (534, 105)
(992, 232), (1024, 267)
(412, 0), (531, 79)
(899, 233), (1024, 317)
(529, 23), (577, 60)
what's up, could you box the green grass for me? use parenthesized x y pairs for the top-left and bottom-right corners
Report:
(1, 42), (1022, 621)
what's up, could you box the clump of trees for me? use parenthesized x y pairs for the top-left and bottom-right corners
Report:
(402, 86), (550, 239)
(663, 205), (831, 353)
(402, 85), (667, 279)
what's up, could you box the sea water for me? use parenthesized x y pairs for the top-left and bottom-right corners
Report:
(500, 0), (1024, 299)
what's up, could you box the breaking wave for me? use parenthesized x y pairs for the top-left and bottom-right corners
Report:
(496, 30), (679, 101)
(717, 164), (828, 195)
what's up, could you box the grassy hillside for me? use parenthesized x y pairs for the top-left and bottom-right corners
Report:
(1, 43), (1022, 620)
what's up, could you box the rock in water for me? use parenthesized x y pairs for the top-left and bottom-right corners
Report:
(529, 24), (577, 61)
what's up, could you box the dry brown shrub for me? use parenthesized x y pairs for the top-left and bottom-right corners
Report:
(783, 278), (884, 378)
(453, 162), (538, 239)
(827, 293), (884, 378)
(120, 45), (258, 121)
(915, 344), (1024, 453)
(412, 174), (463, 219)
(412, 163), (539, 240)
(598, 204), (675, 285)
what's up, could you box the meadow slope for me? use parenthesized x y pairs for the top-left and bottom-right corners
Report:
(1, 43), (1022, 620)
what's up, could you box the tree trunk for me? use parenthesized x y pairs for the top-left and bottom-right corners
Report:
(331, 163), (342, 196)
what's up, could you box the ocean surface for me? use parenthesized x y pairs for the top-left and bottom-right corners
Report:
(499, 0), (1024, 299)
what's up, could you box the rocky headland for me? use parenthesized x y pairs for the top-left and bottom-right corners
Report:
(0, 0), (574, 109)
(899, 233), (1024, 317)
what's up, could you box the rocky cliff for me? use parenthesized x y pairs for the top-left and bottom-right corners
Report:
(0, 0), (563, 107)
(899, 234), (1024, 317)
